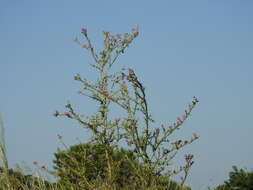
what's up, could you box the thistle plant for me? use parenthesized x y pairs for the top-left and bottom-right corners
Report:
(54, 27), (199, 189)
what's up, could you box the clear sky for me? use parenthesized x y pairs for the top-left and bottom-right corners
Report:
(1, 0), (253, 189)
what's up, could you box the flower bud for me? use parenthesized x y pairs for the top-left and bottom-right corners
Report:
(81, 28), (87, 36)
(177, 117), (183, 123)
(88, 154), (93, 159)
(53, 110), (60, 117)
(57, 134), (63, 140)
(64, 112), (72, 118)
(74, 74), (81, 81)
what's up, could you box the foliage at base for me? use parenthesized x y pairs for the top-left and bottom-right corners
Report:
(53, 143), (191, 190)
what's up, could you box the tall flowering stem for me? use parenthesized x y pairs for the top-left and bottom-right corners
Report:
(55, 27), (199, 187)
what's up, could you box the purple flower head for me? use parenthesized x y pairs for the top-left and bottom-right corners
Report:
(184, 154), (194, 164)
(88, 154), (93, 159)
(177, 117), (183, 123)
(168, 125), (173, 130)
(133, 31), (139, 37)
(64, 112), (72, 118)
(81, 28), (87, 36)
(132, 28), (139, 38)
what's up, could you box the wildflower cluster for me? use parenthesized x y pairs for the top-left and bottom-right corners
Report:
(54, 27), (199, 189)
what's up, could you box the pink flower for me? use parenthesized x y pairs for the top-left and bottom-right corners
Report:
(88, 154), (93, 159)
(177, 117), (183, 123)
(99, 85), (108, 94)
(184, 154), (194, 164)
(133, 31), (139, 37)
(132, 28), (139, 38)
(81, 28), (87, 36)
(168, 125), (173, 129)
(64, 112), (72, 118)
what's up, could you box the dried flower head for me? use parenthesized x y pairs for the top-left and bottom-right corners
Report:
(64, 112), (72, 118)
(81, 28), (87, 36)
(177, 117), (183, 123)
(57, 134), (63, 140)
(53, 110), (60, 117)
(74, 74), (81, 81)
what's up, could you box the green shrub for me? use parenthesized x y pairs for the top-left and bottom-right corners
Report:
(0, 167), (57, 190)
(53, 143), (142, 189)
(53, 143), (191, 190)
(215, 166), (253, 190)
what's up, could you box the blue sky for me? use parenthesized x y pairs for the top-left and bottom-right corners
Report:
(1, 0), (253, 189)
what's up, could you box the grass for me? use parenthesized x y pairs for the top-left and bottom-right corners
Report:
(0, 168), (191, 190)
